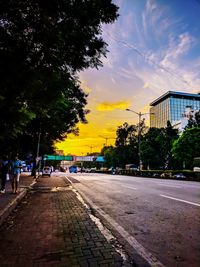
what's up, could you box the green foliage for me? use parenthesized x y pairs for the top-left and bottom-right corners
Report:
(0, 0), (119, 156)
(172, 127), (200, 169)
(141, 121), (179, 169)
(103, 146), (117, 168)
(186, 110), (200, 129)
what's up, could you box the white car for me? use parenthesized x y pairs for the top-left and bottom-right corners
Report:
(173, 173), (186, 179)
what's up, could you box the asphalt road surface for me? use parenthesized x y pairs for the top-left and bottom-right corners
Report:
(62, 172), (200, 267)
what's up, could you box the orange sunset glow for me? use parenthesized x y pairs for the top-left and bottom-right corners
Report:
(55, 0), (200, 156)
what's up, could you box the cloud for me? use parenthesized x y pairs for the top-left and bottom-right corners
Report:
(97, 100), (131, 111)
(161, 33), (196, 69)
(81, 80), (92, 94)
(143, 82), (150, 89)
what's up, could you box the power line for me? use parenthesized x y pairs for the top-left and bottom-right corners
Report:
(105, 31), (192, 87)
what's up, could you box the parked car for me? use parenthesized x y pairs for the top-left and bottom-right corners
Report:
(160, 172), (172, 178)
(42, 166), (52, 177)
(82, 167), (90, 173)
(173, 173), (186, 179)
(125, 164), (139, 171)
(152, 173), (160, 178)
(115, 167), (123, 174)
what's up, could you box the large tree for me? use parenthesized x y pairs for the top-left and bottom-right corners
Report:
(172, 127), (200, 169)
(115, 122), (143, 167)
(0, 0), (119, 155)
(140, 121), (178, 169)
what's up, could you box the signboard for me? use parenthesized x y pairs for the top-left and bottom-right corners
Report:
(43, 155), (73, 161)
(76, 156), (93, 162)
(75, 156), (105, 162)
(43, 155), (105, 162)
(96, 156), (105, 162)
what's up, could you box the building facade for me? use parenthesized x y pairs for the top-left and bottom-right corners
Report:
(150, 91), (200, 128)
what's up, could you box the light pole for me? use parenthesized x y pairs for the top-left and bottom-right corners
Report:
(99, 135), (116, 146)
(125, 108), (154, 171)
(36, 126), (41, 178)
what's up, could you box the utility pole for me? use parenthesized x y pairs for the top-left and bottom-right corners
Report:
(126, 109), (154, 171)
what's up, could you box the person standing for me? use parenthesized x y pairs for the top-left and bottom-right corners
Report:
(10, 154), (22, 194)
(0, 155), (10, 194)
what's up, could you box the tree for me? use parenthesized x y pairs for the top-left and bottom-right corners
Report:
(140, 121), (178, 169)
(186, 110), (200, 128)
(115, 122), (140, 167)
(103, 146), (117, 168)
(0, 0), (119, 155)
(140, 127), (163, 169)
(172, 128), (200, 169)
(157, 121), (179, 169)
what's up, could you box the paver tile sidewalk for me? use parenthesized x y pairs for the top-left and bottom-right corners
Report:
(0, 174), (124, 267)
(0, 173), (35, 221)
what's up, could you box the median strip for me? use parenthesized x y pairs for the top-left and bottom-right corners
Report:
(160, 194), (200, 207)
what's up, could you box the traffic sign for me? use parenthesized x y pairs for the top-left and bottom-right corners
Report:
(43, 155), (73, 161)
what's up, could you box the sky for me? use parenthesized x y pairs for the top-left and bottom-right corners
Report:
(55, 0), (200, 156)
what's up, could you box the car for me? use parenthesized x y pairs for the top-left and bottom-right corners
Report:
(42, 166), (52, 177)
(173, 173), (186, 179)
(160, 172), (172, 178)
(125, 164), (139, 171)
(69, 165), (78, 173)
(152, 173), (160, 178)
(115, 167), (123, 174)
(84, 168), (91, 173)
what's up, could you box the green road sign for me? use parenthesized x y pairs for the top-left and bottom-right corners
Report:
(43, 155), (73, 161)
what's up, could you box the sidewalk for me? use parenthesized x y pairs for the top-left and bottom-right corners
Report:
(0, 173), (36, 226)
(0, 173), (124, 267)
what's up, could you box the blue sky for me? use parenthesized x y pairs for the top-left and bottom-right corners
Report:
(56, 0), (200, 155)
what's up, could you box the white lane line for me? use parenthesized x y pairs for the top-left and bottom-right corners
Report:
(157, 184), (182, 188)
(152, 181), (200, 189)
(122, 185), (137, 190)
(160, 194), (200, 207)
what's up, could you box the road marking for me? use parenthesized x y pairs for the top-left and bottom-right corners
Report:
(157, 184), (182, 188)
(160, 194), (200, 207)
(122, 185), (137, 190)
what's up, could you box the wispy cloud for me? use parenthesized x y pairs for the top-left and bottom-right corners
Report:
(81, 80), (92, 94)
(97, 100), (131, 111)
(161, 33), (196, 65)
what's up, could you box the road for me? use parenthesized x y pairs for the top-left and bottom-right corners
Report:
(63, 172), (200, 267)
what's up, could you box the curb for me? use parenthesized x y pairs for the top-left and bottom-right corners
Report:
(0, 180), (36, 227)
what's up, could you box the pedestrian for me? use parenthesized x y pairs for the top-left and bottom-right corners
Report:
(10, 154), (22, 194)
(0, 155), (10, 194)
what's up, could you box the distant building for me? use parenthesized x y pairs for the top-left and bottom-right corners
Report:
(150, 91), (200, 128)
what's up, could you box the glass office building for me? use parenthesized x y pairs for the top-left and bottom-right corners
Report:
(150, 91), (200, 128)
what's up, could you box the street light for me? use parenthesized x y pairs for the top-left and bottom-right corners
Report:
(35, 127), (41, 178)
(125, 108), (154, 170)
(99, 135), (116, 146)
